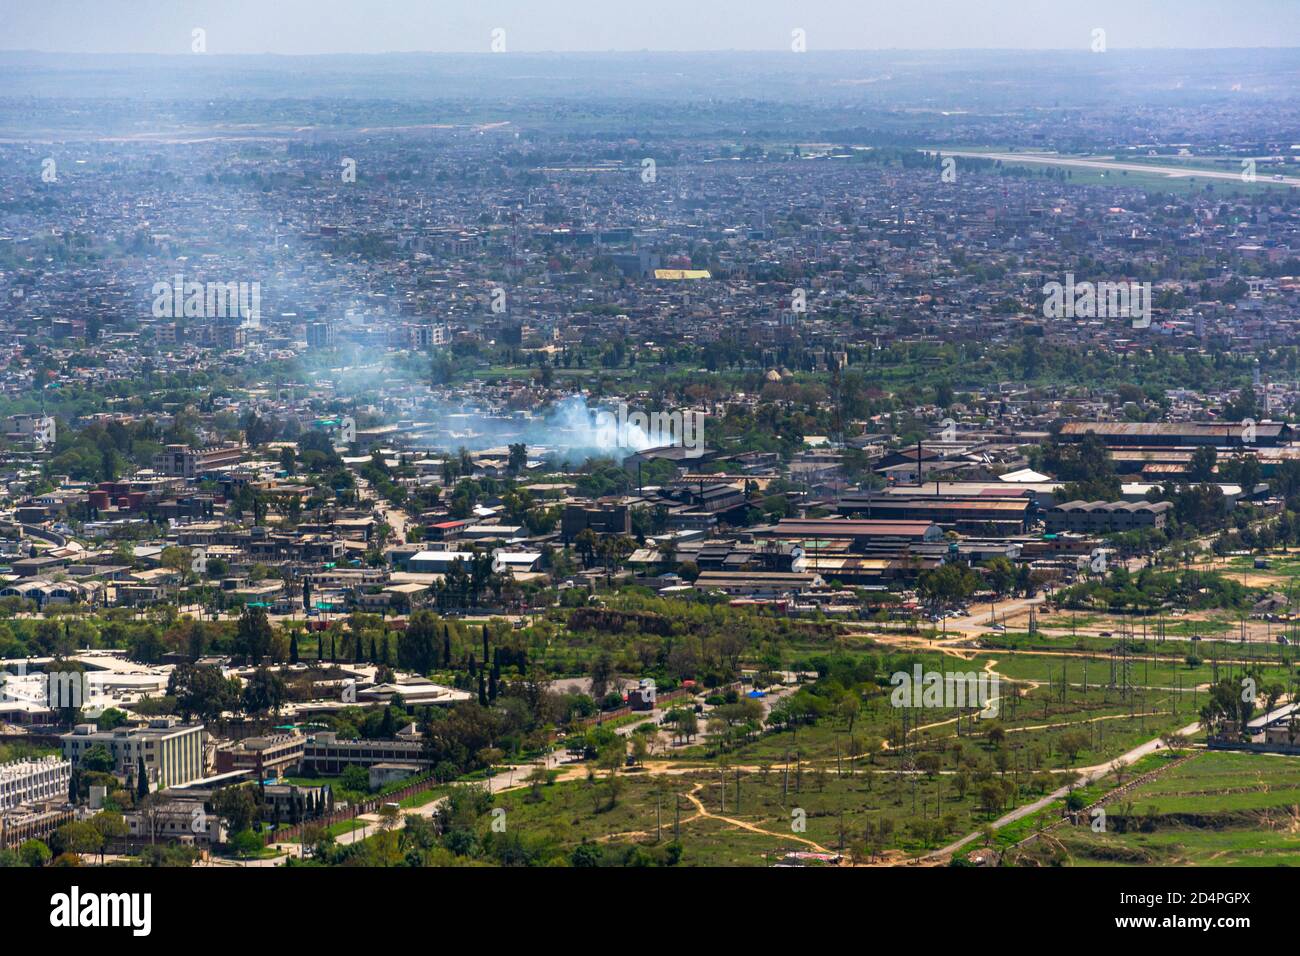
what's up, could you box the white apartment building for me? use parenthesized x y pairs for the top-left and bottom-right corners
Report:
(0, 756), (71, 811)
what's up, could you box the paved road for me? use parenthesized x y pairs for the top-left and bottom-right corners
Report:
(928, 718), (1202, 860)
(939, 595), (1044, 637)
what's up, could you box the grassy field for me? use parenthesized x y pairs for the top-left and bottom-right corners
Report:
(984, 158), (1290, 196)
(1017, 751), (1300, 866)
(1121, 751), (1300, 813)
(483, 763), (1034, 864)
(282, 817), (366, 842)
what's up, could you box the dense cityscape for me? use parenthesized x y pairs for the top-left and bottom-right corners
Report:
(0, 6), (1296, 932)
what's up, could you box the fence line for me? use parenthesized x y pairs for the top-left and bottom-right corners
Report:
(263, 772), (437, 845)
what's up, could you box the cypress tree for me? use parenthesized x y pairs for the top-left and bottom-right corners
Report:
(289, 632), (299, 665)
(478, 672), (487, 707)
(443, 626), (452, 668)
(136, 756), (149, 799)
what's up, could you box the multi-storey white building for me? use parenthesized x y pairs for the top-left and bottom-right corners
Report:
(62, 718), (206, 790)
(0, 756), (71, 811)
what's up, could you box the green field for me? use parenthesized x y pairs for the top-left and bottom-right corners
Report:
(1015, 751), (1300, 866)
(481, 764), (1022, 864)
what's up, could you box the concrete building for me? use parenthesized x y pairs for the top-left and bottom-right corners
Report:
(124, 798), (227, 846)
(1044, 500), (1173, 534)
(0, 756), (71, 811)
(561, 501), (632, 540)
(306, 320), (334, 350)
(214, 732), (305, 781)
(62, 718), (206, 790)
(628, 679), (657, 711)
(1058, 421), (1290, 449)
(5, 414), (55, 447)
(0, 806), (74, 850)
(262, 783), (334, 822)
(369, 762), (421, 789)
(837, 493), (1029, 533)
(151, 443), (245, 478)
(301, 732), (430, 775)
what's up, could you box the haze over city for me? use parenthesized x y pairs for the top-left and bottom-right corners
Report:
(0, 0), (1293, 938)
(2, 0), (1295, 54)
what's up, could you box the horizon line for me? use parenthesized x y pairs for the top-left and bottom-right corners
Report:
(2, 46), (1298, 57)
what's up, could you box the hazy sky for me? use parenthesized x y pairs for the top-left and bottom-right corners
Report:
(1, 0), (1295, 54)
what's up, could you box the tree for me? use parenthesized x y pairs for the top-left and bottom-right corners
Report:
(136, 756), (149, 799)
(234, 606), (275, 665)
(669, 709), (698, 744)
(918, 563), (977, 614)
(168, 662), (239, 724)
(574, 528), (598, 569)
(53, 820), (103, 859)
(507, 443), (528, 475)
(589, 651), (615, 702)
(228, 829), (264, 859)
(978, 782), (1007, 816)
(1200, 676), (1255, 739)
(80, 743), (114, 774)
(214, 786), (259, 835)
(596, 740), (627, 809)
(18, 839), (51, 868)
(916, 752), (942, 777)
(1188, 445), (1218, 482)
(96, 708), (128, 731)
(90, 811), (127, 864)
(630, 733), (649, 767)
(1045, 433), (1121, 500)
(241, 667), (287, 716)
(981, 557), (1017, 597)
(159, 546), (193, 582)
(340, 764), (371, 794)
(1159, 731), (1187, 752)
(1059, 731), (1089, 762)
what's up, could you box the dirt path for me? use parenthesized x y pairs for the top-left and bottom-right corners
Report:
(679, 782), (832, 853)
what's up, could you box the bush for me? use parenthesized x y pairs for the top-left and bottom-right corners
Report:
(228, 829), (264, 858)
